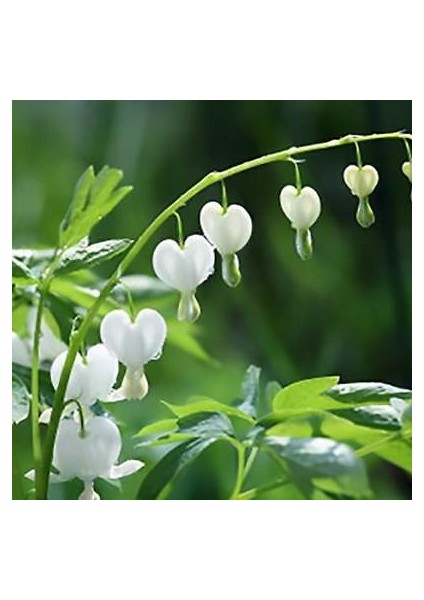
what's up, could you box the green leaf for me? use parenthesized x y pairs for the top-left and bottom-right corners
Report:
(332, 405), (402, 431)
(273, 376), (340, 411)
(236, 365), (261, 418)
(373, 437), (412, 473)
(59, 166), (133, 248)
(177, 411), (235, 439)
(135, 418), (178, 438)
(265, 381), (282, 406)
(166, 321), (215, 364)
(162, 397), (255, 424)
(263, 435), (369, 498)
(12, 257), (38, 285)
(12, 374), (31, 424)
(325, 382), (412, 404)
(136, 438), (218, 499)
(12, 363), (55, 406)
(110, 275), (174, 302)
(49, 279), (119, 315)
(55, 239), (133, 274)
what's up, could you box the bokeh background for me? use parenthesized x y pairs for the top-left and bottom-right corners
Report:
(12, 100), (412, 499)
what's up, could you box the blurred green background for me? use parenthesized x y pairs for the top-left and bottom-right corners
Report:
(12, 100), (412, 499)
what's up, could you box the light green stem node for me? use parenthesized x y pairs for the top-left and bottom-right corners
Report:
(356, 197), (375, 228)
(178, 291), (201, 323)
(295, 228), (313, 260)
(222, 254), (241, 287)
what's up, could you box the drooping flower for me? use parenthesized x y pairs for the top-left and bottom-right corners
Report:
(100, 308), (167, 400)
(343, 164), (379, 228)
(12, 308), (67, 367)
(26, 415), (143, 500)
(50, 344), (119, 407)
(152, 234), (215, 322)
(279, 185), (321, 260)
(200, 201), (252, 287)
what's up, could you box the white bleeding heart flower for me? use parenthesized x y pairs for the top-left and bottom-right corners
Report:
(152, 234), (215, 322)
(100, 308), (167, 400)
(12, 309), (67, 367)
(343, 164), (379, 198)
(200, 201), (252, 255)
(279, 185), (321, 230)
(402, 160), (412, 183)
(279, 185), (321, 260)
(200, 201), (252, 287)
(50, 344), (119, 407)
(26, 415), (144, 500)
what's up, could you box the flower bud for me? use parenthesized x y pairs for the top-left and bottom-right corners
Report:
(402, 160), (412, 183)
(279, 185), (321, 230)
(343, 165), (379, 198)
(79, 482), (100, 500)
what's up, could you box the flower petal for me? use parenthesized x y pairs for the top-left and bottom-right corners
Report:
(50, 351), (85, 400)
(200, 201), (252, 255)
(79, 344), (119, 405)
(106, 460), (144, 479)
(12, 332), (32, 367)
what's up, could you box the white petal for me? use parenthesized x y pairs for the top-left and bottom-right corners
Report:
(79, 344), (119, 406)
(12, 332), (32, 367)
(101, 309), (167, 368)
(50, 351), (85, 401)
(106, 460), (144, 479)
(39, 408), (52, 424)
(152, 236), (215, 292)
(279, 185), (321, 229)
(200, 201), (252, 255)
(39, 324), (67, 362)
(343, 164), (379, 197)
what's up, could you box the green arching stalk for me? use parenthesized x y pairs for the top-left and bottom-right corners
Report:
(38, 130), (412, 499)
(63, 399), (87, 436)
(230, 444), (246, 500)
(403, 138), (412, 161)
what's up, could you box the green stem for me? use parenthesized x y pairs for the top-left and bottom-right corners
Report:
(30, 290), (44, 498)
(290, 159), (303, 193)
(221, 179), (228, 211)
(230, 444), (246, 499)
(403, 138), (412, 161)
(354, 141), (363, 167)
(356, 428), (412, 458)
(38, 130), (412, 499)
(63, 399), (86, 436)
(236, 477), (290, 500)
(173, 211), (185, 247)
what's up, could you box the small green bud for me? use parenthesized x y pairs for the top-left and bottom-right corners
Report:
(178, 291), (201, 323)
(356, 197), (375, 228)
(295, 228), (313, 260)
(221, 253), (241, 287)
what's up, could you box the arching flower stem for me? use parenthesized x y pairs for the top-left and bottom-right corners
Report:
(37, 130), (412, 499)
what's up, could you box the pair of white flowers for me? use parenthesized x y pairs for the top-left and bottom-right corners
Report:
(152, 201), (253, 322)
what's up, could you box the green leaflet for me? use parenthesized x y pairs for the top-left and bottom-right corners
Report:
(59, 165), (133, 248)
(55, 239), (133, 274)
(162, 397), (255, 424)
(237, 365), (261, 418)
(325, 382), (412, 404)
(12, 257), (38, 285)
(331, 405), (402, 431)
(273, 376), (340, 411)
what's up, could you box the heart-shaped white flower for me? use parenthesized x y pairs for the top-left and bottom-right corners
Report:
(50, 344), (119, 407)
(152, 234), (215, 292)
(343, 165), (379, 198)
(279, 185), (321, 230)
(100, 309), (167, 369)
(100, 308), (167, 400)
(402, 160), (412, 183)
(46, 416), (143, 499)
(200, 201), (252, 256)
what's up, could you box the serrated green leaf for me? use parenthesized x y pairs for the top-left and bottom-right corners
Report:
(12, 257), (38, 285)
(162, 397), (255, 424)
(273, 376), (340, 411)
(12, 374), (31, 424)
(136, 438), (217, 499)
(60, 166), (95, 235)
(325, 382), (412, 404)
(55, 239), (132, 274)
(236, 365), (261, 418)
(332, 405), (402, 431)
(263, 435), (368, 498)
